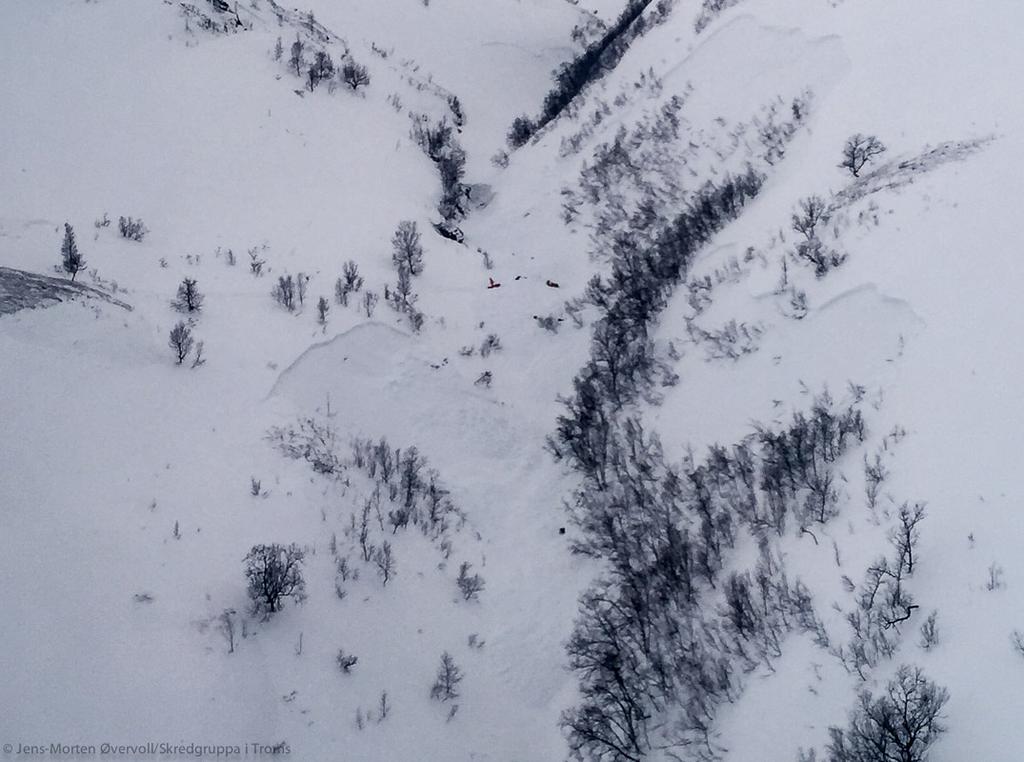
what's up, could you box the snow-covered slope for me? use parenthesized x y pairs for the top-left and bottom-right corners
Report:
(1, 1), (1022, 760)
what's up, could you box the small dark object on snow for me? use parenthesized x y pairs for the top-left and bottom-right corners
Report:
(515, 275), (525, 280)
(487, 278), (501, 289)
(433, 221), (465, 243)
(545, 279), (560, 288)
(558, 527), (566, 535)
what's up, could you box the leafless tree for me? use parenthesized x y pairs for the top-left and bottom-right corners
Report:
(342, 60), (370, 90)
(392, 221), (424, 275)
(174, 277), (204, 312)
(273, 275), (296, 311)
(430, 651), (463, 702)
(826, 665), (948, 762)
(289, 35), (304, 76)
(60, 223), (85, 281)
(456, 561), (485, 601)
(891, 502), (926, 575)
(243, 543), (306, 616)
(919, 610), (939, 650)
(362, 290), (378, 318)
(375, 541), (395, 585)
(840, 134), (887, 177)
(219, 609), (237, 654)
(168, 321), (194, 364)
(307, 50), (334, 90)
(791, 195), (830, 240)
(336, 260), (363, 305)
(249, 247), (266, 276)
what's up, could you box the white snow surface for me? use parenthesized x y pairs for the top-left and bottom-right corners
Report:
(2, 0), (1024, 760)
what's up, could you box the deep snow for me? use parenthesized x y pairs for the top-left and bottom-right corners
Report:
(2, 0), (1024, 760)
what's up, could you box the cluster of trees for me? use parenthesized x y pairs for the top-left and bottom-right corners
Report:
(507, 0), (672, 147)
(266, 416), (344, 475)
(339, 435), (473, 595)
(831, 503), (926, 680)
(547, 126), (895, 755)
(386, 221), (425, 331)
(814, 665), (948, 762)
(757, 91), (812, 166)
(118, 216), (148, 241)
(563, 94), (687, 247)
(334, 260), (364, 306)
(329, 260), (378, 320)
(261, 260), (370, 327)
(754, 393), (865, 530)
(559, 399), (858, 759)
(281, 34), (370, 93)
(348, 435), (467, 545)
(686, 317), (763, 361)
(410, 115), (467, 222)
(272, 273), (309, 311)
(266, 417), (472, 597)
(694, 0), (742, 32)
(790, 195), (846, 277)
(181, 1), (243, 35)
(554, 167), (765, 472)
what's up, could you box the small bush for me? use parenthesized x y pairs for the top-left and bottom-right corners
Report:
(118, 216), (148, 241)
(273, 275), (296, 311)
(174, 277), (204, 313)
(535, 314), (560, 333)
(336, 260), (364, 305)
(456, 561), (485, 601)
(168, 321), (194, 365)
(507, 115), (535, 148)
(336, 649), (358, 673)
(919, 610), (939, 650)
(60, 223), (86, 281)
(794, 237), (847, 278)
(479, 333), (501, 357)
(362, 290), (379, 318)
(430, 651), (463, 702)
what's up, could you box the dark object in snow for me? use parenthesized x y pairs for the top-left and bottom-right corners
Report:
(515, 275), (524, 280)
(546, 279), (560, 288)
(559, 527), (566, 535)
(244, 543), (307, 616)
(432, 220), (464, 243)
(487, 278), (501, 289)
